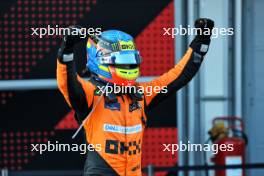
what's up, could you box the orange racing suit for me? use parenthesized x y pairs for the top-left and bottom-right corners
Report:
(57, 46), (205, 175)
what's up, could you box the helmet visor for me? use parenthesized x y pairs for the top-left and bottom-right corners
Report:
(97, 51), (141, 65)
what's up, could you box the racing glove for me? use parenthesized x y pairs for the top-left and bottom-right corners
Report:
(190, 18), (215, 56)
(57, 26), (84, 63)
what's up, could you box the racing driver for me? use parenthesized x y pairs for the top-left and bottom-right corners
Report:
(57, 18), (214, 176)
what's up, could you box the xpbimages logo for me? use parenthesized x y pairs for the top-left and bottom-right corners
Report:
(95, 84), (168, 97)
(163, 25), (234, 38)
(163, 141), (234, 155)
(30, 25), (102, 38)
(31, 141), (101, 155)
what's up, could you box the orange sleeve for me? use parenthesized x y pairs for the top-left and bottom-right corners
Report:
(57, 60), (72, 107)
(56, 60), (94, 109)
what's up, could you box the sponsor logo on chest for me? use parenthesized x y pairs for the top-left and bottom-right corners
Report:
(103, 124), (142, 134)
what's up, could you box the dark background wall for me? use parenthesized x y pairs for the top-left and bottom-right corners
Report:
(0, 0), (177, 174)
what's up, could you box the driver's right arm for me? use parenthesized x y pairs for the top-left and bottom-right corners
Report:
(56, 27), (94, 123)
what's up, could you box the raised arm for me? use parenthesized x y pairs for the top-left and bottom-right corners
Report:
(56, 27), (94, 122)
(140, 18), (214, 110)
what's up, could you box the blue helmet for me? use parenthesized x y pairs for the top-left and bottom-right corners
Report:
(86, 30), (142, 86)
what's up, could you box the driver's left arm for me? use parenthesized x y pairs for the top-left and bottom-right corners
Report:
(139, 18), (214, 110)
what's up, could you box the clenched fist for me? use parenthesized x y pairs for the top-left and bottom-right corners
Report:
(190, 18), (215, 56)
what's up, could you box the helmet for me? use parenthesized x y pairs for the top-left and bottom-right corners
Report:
(86, 30), (142, 86)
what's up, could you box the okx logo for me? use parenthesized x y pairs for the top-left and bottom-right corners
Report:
(105, 139), (141, 155)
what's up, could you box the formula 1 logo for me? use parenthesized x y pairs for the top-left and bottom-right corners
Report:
(105, 139), (141, 155)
